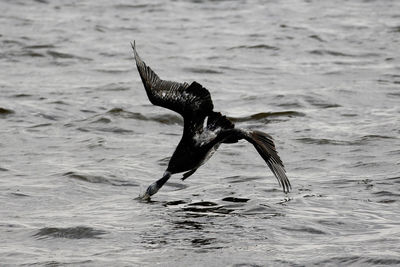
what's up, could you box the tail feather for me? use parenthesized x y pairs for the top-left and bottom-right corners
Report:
(241, 130), (291, 193)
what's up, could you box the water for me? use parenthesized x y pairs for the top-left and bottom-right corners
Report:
(1, 0), (400, 265)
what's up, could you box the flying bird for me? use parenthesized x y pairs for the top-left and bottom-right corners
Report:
(131, 41), (291, 199)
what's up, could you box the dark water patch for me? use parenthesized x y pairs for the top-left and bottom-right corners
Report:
(164, 200), (187, 206)
(296, 137), (357, 146)
(317, 219), (345, 227)
(12, 93), (32, 98)
(188, 201), (218, 207)
(49, 100), (69, 105)
(165, 182), (188, 190)
(364, 258), (400, 265)
(94, 126), (134, 134)
(28, 123), (52, 128)
(233, 264), (264, 267)
(47, 50), (92, 61)
(184, 67), (223, 74)
(24, 44), (55, 49)
(36, 113), (59, 121)
(228, 44), (279, 50)
(63, 171), (138, 186)
(386, 176), (400, 183)
(309, 34), (325, 42)
(304, 96), (341, 108)
(107, 108), (147, 120)
(182, 205), (233, 215)
(108, 107), (182, 124)
(281, 226), (326, 235)
(241, 205), (283, 217)
(173, 220), (204, 230)
(314, 256), (400, 266)
(91, 117), (112, 124)
(309, 49), (380, 58)
(229, 111), (304, 123)
(223, 175), (262, 184)
(34, 226), (107, 239)
(151, 114), (182, 125)
(95, 68), (131, 74)
(313, 256), (361, 266)
(0, 107), (14, 116)
(20, 50), (45, 57)
(276, 101), (304, 108)
(81, 109), (96, 114)
(359, 134), (397, 142)
(11, 192), (30, 197)
(0, 167), (9, 171)
(113, 3), (156, 9)
(303, 194), (323, 198)
(372, 191), (400, 197)
(389, 25), (400, 32)
(377, 199), (396, 204)
(222, 197), (249, 203)
(190, 237), (217, 247)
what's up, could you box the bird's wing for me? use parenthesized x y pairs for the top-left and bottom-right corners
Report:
(242, 130), (291, 193)
(131, 42), (214, 119)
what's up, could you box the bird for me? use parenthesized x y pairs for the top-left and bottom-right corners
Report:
(131, 41), (291, 200)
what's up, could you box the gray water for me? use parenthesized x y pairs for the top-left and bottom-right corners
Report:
(1, 0), (400, 266)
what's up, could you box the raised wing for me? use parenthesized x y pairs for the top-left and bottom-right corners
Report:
(131, 42), (214, 120)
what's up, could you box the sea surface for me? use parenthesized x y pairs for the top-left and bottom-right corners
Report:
(1, 0), (400, 266)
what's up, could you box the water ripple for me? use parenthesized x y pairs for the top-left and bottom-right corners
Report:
(34, 226), (107, 239)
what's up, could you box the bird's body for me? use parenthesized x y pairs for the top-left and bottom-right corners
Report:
(131, 42), (291, 199)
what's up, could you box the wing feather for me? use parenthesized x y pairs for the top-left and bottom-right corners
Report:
(131, 42), (213, 119)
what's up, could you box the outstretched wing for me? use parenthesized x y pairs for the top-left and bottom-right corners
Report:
(131, 42), (213, 120)
(242, 130), (291, 193)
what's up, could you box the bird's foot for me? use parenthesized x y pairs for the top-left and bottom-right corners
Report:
(139, 182), (159, 200)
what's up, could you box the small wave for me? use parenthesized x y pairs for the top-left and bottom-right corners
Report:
(281, 226), (326, 235)
(184, 67), (223, 74)
(188, 201), (218, 207)
(296, 137), (357, 146)
(0, 167), (9, 171)
(90, 117), (112, 124)
(47, 50), (92, 61)
(222, 175), (262, 184)
(11, 192), (30, 197)
(359, 135), (397, 141)
(229, 44), (279, 50)
(12, 93), (32, 98)
(304, 96), (341, 108)
(229, 111), (304, 123)
(164, 200), (187, 206)
(28, 123), (52, 129)
(89, 126), (134, 134)
(309, 49), (380, 58)
(24, 44), (55, 49)
(314, 256), (400, 266)
(34, 226), (107, 239)
(182, 205), (233, 215)
(372, 190), (400, 197)
(63, 171), (138, 186)
(0, 107), (14, 116)
(107, 108), (146, 119)
(309, 34), (325, 42)
(222, 197), (249, 203)
(113, 3), (156, 9)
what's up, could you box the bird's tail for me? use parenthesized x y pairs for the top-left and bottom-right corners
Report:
(240, 129), (291, 193)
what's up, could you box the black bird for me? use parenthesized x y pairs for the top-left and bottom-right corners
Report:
(131, 42), (291, 199)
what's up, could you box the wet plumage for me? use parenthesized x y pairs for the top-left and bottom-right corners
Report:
(131, 41), (291, 199)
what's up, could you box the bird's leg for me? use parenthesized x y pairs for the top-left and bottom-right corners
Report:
(140, 171), (171, 200)
(181, 168), (198, 181)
